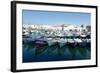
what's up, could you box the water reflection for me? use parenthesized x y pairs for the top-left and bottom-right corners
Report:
(23, 41), (91, 63)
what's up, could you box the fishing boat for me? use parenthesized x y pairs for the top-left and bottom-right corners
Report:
(57, 38), (67, 47)
(47, 38), (58, 46)
(67, 38), (76, 46)
(74, 38), (82, 46)
(80, 34), (87, 38)
(67, 38), (75, 43)
(23, 37), (35, 44)
(74, 38), (82, 43)
(73, 34), (80, 38)
(34, 39), (48, 48)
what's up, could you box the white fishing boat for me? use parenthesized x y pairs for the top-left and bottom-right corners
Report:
(86, 39), (91, 43)
(74, 38), (82, 43)
(57, 38), (67, 47)
(47, 38), (57, 46)
(67, 38), (75, 43)
(80, 34), (86, 38)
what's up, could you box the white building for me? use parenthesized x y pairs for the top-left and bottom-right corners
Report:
(23, 24), (89, 36)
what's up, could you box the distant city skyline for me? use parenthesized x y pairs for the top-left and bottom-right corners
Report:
(22, 10), (91, 26)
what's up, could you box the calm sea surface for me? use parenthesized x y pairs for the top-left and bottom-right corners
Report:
(23, 41), (91, 63)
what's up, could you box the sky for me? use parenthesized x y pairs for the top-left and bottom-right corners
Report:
(22, 10), (91, 26)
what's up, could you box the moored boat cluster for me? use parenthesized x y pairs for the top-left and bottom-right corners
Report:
(23, 24), (91, 48)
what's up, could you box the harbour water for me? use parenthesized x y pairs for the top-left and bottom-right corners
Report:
(23, 40), (91, 63)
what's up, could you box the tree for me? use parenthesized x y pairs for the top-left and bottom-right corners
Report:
(81, 24), (84, 28)
(86, 25), (91, 32)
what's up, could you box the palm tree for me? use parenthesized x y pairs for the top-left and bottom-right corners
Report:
(81, 24), (84, 28)
(61, 24), (65, 31)
(81, 24), (85, 34)
(60, 24), (68, 35)
(28, 24), (32, 36)
(86, 25), (91, 32)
